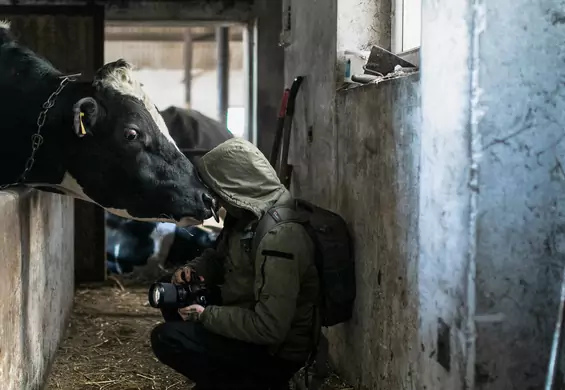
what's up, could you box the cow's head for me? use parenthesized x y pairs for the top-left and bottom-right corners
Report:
(60, 59), (218, 226)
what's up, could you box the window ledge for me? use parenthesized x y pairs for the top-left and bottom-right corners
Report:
(337, 69), (419, 93)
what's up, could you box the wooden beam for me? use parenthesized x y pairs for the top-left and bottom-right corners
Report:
(104, 31), (243, 42)
(104, 0), (254, 24)
(2, 1), (255, 23)
(104, 20), (241, 28)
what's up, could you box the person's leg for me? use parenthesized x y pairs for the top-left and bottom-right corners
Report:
(151, 322), (215, 384)
(232, 355), (303, 389)
(150, 320), (293, 389)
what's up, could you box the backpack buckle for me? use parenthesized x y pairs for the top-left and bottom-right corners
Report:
(269, 208), (282, 222)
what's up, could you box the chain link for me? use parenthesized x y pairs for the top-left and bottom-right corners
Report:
(0, 75), (77, 191)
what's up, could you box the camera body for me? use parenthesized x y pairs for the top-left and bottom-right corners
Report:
(148, 271), (209, 309)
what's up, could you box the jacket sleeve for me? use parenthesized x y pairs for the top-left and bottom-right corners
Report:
(186, 248), (225, 285)
(199, 222), (312, 345)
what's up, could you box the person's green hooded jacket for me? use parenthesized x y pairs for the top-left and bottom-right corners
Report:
(187, 137), (319, 364)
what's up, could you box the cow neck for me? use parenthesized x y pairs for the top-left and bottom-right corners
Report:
(18, 74), (83, 188)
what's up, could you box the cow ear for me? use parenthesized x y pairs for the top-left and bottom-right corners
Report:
(73, 97), (99, 138)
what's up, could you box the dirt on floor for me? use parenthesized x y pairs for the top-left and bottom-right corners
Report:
(45, 269), (353, 390)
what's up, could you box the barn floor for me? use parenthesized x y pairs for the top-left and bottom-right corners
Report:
(46, 274), (191, 390)
(45, 270), (352, 390)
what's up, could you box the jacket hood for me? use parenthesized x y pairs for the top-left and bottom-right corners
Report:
(196, 137), (287, 219)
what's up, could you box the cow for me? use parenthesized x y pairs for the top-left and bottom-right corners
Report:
(105, 213), (223, 274)
(106, 106), (233, 274)
(159, 105), (234, 164)
(0, 21), (218, 226)
(106, 213), (158, 274)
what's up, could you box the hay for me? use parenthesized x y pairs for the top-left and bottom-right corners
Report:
(46, 274), (192, 390)
(46, 272), (352, 390)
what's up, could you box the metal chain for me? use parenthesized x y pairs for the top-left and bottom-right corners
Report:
(0, 74), (78, 191)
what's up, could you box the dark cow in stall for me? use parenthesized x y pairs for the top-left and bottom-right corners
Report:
(106, 106), (233, 274)
(0, 21), (218, 225)
(159, 105), (234, 164)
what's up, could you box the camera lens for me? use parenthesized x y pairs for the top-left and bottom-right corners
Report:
(151, 287), (161, 305)
(148, 283), (165, 308)
(148, 282), (186, 309)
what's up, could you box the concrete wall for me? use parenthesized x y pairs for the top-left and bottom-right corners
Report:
(420, 0), (565, 388)
(328, 77), (421, 389)
(283, 1), (421, 388)
(283, 0), (565, 388)
(473, 0), (565, 385)
(284, 0), (338, 205)
(417, 0), (472, 387)
(0, 190), (74, 390)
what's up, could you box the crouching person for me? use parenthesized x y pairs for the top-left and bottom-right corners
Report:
(150, 138), (320, 390)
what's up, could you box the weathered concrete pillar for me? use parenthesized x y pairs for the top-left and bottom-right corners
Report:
(420, 0), (565, 389)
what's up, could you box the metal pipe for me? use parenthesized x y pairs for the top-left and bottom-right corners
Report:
(545, 265), (565, 390)
(216, 26), (229, 127)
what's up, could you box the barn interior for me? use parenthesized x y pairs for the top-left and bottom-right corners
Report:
(0, 0), (564, 390)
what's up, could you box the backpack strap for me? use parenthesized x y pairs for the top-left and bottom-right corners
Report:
(251, 202), (302, 261)
(251, 201), (324, 380)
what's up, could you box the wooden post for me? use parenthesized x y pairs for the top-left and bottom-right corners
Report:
(216, 26), (230, 127)
(243, 22), (256, 143)
(183, 27), (193, 109)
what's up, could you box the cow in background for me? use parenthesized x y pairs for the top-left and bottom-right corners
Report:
(0, 21), (217, 225)
(159, 105), (234, 164)
(106, 106), (233, 274)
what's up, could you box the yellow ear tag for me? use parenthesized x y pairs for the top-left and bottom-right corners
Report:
(79, 112), (86, 135)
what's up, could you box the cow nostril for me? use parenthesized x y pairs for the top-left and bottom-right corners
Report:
(201, 192), (219, 222)
(201, 192), (216, 210)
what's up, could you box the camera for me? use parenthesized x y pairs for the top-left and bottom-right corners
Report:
(148, 271), (209, 309)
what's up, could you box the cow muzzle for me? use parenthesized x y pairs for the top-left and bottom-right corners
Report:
(202, 193), (220, 223)
(172, 191), (219, 227)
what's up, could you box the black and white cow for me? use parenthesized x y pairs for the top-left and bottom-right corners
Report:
(0, 21), (217, 225)
(106, 106), (233, 274)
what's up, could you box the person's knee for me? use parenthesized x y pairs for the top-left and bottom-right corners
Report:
(150, 322), (176, 359)
(150, 321), (203, 357)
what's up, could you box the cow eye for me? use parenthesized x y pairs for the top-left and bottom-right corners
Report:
(124, 128), (138, 141)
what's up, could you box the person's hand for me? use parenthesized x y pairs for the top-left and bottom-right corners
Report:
(178, 304), (205, 322)
(171, 266), (193, 285)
